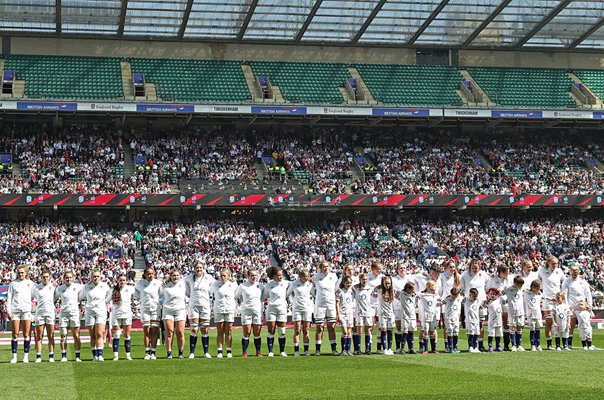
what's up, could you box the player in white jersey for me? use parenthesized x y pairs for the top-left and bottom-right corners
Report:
(465, 288), (482, 353)
(32, 269), (56, 363)
(7, 265), (34, 364)
(461, 259), (489, 351)
(366, 262), (385, 353)
(503, 275), (525, 351)
(538, 256), (566, 350)
(312, 261), (339, 356)
(184, 260), (215, 359)
(392, 263), (415, 353)
(55, 270), (83, 362)
(80, 270), (111, 361)
(110, 274), (135, 361)
(235, 269), (264, 358)
(442, 287), (463, 354)
(134, 267), (163, 360)
(552, 292), (571, 351)
(211, 268), (238, 358)
(418, 280), (440, 354)
(439, 261), (461, 352)
(336, 276), (355, 356)
(486, 288), (504, 352)
(486, 266), (513, 350)
(161, 269), (188, 359)
(262, 266), (290, 357)
(335, 264), (359, 287)
(398, 281), (418, 354)
(286, 268), (314, 356)
(563, 265), (593, 349)
(353, 273), (373, 355)
(524, 280), (543, 351)
(375, 276), (396, 355)
(576, 300), (595, 350)
(516, 259), (539, 291)
(415, 265), (443, 352)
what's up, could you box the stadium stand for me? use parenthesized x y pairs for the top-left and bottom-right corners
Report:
(2, 55), (123, 100)
(465, 67), (576, 108)
(128, 58), (251, 103)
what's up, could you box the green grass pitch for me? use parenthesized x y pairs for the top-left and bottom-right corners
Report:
(2, 329), (604, 400)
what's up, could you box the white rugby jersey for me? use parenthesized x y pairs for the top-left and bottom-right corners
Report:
(377, 288), (395, 319)
(464, 297), (481, 326)
(486, 275), (513, 302)
(55, 283), (83, 315)
(235, 280), (263, 313)
(336, 287), (355, 318)
(439, 272), (459, 300)
(7, 279), (34, 314)
(538, 267), (565, 298)
(504, 285), (525, 316)
(398, 291), (417, 320)
(562, 277), (592, 309)
(414, 274), (444, 299)
(367, 272), (384, 306)
(286, 279), (314, 312)
(211, 280), (238, 314)
(516, 270), (539, 291)
(134, 278), (162, 311)
(553, 302), (571, 325)
(33, 282), (56, 317)
(312, 272), (338, 307)
(461, 270), (488, 301)
(80, 281), (111, 314)
(576, 310), (591, 331)
(523, 290), (542, 320)
(111, 285), (135, 318)
(418, 293), (439, 322)
(262, 280), (289, 312)
(487, 298), (503, 328)
(185, 273), (215, 309)
(160, 280), (188, 313)
(353, 285), (373, 317)
(442, 295), (463, 325)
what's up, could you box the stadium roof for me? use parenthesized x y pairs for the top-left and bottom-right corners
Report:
(1, 0), (604, 50)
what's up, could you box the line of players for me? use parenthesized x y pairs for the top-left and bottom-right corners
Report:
(5, 255), (596, 362)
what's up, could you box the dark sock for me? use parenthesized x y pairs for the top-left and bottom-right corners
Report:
(387, 330), (393, 350)
(555, 337), (561, 348)
(430, 338), (436, 352)
(254, 337), (262, 353)
(125, 338), (131, 353)
(113, 338), (120, 353)
(516, 332), (522, 347)
(380, 331), (386, 350)
(267, 336), (274, 353)
(488, 336), (493, 348)
(11, 339), (17, 354)
(242, 337), (249, 354)
(190, 335), (198, 354)
(495, 336), (501, 349)
(503, 331), (510, 348)
(278, 337), (286, 353)
(202, 335), (209, 354)
(453, 335), (459, 349)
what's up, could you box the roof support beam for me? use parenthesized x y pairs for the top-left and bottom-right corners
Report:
(178, 0), (194, 39)
(406, 0), (450, 45)
(351, 0), (387, 43)
(56, 0), (61, 33)
(118, 0), (128, 36)
(568, 17), (604, 49)
(515, 0), (573, 47)
(237, 0), (259, 40)
(462, 0), (512, 47)
(295, 0), (323, 41)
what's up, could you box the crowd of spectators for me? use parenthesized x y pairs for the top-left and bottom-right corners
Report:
(2, 125), (604, 195)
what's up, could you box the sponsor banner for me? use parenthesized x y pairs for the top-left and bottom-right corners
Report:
(307, 106), (373, 116)
(0, 285), (7, 298)
(0, 101), (17, 110)
(198, 105), (252, 114)
(491, 110), (543, 118)
(135, 104), (195, 113)
(250, 106), (307, 115)
(16, 102), (77, 111)
(372, 108), (430, 117)
(444, 109), (491, 118)
(593, 111), (604, 119)
(78, 102), (137, 112)
(542, 110), (594, 119)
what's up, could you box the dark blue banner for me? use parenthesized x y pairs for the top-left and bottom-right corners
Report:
(491, 110), (543, 118)
(0, 285), (7, 298)
(593, 111), (604, 119)
(372, 108), (430, 117)
(135, 104), (194, 113)
(250, 106), (307, 115)
(17, 102), (78, 111)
